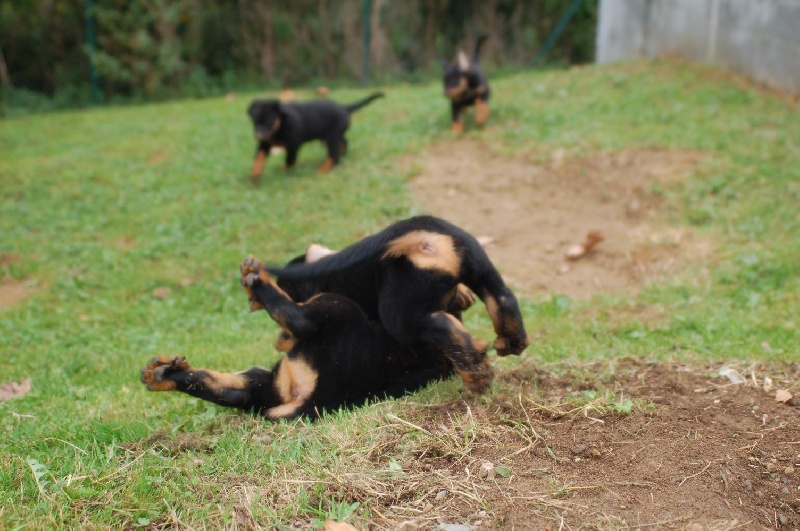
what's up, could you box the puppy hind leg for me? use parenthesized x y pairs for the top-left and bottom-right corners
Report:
(140, 355), (274, 411)
(386, 309), (493, 395)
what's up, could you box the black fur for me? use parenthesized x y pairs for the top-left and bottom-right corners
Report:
(442, 35), (490, 132)
(267, 215), (530, 394)
(140, 257), (457, 420)
(247, 92), (384, 180)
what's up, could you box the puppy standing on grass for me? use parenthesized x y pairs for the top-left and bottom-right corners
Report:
(442, 35), (490, 134)
(247, 92), (384, 181)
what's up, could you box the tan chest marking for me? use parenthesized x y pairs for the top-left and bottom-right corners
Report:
(383, 231), (460, 277)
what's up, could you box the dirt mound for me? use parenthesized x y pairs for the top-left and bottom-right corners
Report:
(409, 141), (712, 299)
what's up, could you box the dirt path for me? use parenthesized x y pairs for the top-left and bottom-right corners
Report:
(409, 140), (712, 299)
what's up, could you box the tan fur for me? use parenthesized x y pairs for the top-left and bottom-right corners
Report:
(274, 331), (297, 352)
(445, 77), (468, 99)
(475, 99), (490, 126)
(202, 370), (248, 393)
(382, 231), (460, 277)
(305, 244), (336, 263)
(270, 357), (318, 419)
(318, 157), (335, 173)
(251, 151), (267, 181)
(147, 380), (177, 392)
(457, 50), (470, 71)
(484, 294), (502, 333)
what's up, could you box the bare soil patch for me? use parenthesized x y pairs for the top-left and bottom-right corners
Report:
(377, 360), (800, 529)
(0, 279), (31, 310)
(409, 140), (712, 299)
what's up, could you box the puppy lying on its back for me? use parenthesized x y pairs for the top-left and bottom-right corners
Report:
(140, 256), (462, 420)
(247, 92), (384, 181)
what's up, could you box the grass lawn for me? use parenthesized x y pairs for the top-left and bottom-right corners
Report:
(1, 59), (798, 528)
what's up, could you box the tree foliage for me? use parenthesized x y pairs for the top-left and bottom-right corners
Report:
(0, 0), (596, 108)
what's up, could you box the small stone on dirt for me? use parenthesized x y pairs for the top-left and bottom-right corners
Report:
(435, 490), (447, 501)
(479, 461), (495, 480)
(572, 444), (588, 455)
(718, 366), (744, 384)
(743, 480), (753, 492)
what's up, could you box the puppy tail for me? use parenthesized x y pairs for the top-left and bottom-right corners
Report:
(345, 92), (385, 114)
(472, 34), (489, 64)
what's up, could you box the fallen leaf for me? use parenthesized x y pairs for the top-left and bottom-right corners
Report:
(179, 278), (195, 287)
(565, 231), (604, 260)
(0, 379), (32, 401)
(775, 389), (792, 403)
(476, 235), (495, 246)
(479, 461), (495, 480)
(323, 521), (357, 531)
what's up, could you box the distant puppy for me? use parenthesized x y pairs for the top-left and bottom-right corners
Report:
(442, 35), (490, 134)
(247, 92), (384, 181)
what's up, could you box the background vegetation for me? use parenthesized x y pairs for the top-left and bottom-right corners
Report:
(0, 0), (597, 112)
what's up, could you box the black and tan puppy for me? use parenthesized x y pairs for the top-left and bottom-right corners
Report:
(442, 35), (490, 134)
(266, 215), (530, 395)
(140, 257), (463, 420)
(247, 92), (384, 181)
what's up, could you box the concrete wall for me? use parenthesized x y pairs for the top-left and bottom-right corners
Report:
(596, 0), (800, 95)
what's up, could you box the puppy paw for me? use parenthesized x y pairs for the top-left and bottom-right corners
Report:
(493, 334), (531, 356)
(458, 361), (495, 395)
(451, 284), (476, 312)
(239, 255), (266, 311)
(140, 355), (190, 391)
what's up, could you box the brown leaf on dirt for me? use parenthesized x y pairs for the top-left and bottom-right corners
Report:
(323, 521), (357, 531)
(565, 231), (605, 260)
(775, 389), (793, 403)
(0, 379), (32, 401)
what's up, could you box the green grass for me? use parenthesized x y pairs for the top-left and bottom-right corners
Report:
(1, 59), (799, 527)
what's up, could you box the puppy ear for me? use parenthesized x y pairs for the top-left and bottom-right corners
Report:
(457, 50), (470, 71)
